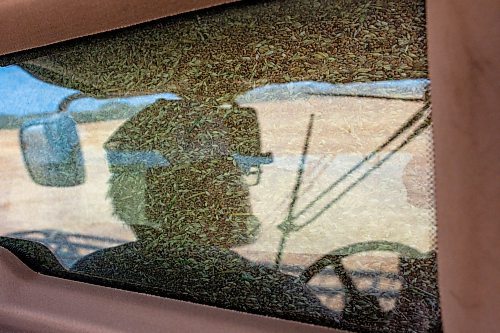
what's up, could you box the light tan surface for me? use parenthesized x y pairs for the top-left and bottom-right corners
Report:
(1, 96), (435, 267)
(428, 0), (500, 332)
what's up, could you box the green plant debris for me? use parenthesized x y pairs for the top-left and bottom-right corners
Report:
(19, 0), (427, 103)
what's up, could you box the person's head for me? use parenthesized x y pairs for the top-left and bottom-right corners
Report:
(106, 99), (270, 248)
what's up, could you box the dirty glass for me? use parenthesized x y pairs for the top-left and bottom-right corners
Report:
(0, 0), (440, 332)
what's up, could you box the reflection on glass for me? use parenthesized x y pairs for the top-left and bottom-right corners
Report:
(0, 0), (439, 332)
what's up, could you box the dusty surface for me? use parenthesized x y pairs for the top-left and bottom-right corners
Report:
(0, 96), (434, 264)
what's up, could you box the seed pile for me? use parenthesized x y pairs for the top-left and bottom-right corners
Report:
(21, 0), (427, 103)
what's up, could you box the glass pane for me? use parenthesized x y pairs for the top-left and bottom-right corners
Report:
(0, 0), (440, 332)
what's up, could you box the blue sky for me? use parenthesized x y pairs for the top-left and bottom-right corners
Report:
(0, 65), (179, 117)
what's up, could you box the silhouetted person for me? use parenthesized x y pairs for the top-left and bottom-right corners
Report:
(71, 99), (339, 325)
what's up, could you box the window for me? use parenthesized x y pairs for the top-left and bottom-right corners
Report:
(0, 0), (440, 332)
